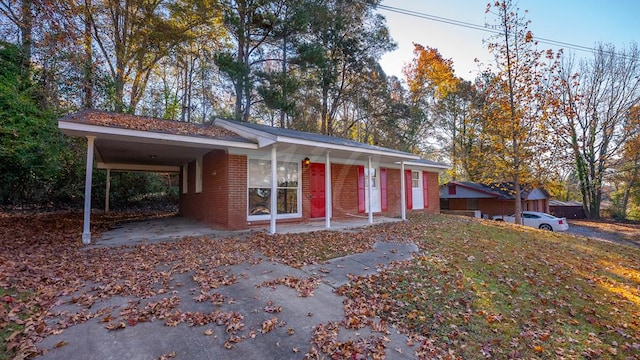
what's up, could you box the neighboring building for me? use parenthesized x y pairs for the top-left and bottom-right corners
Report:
(549, 200), (586, 219)
(58, 110), (449, 244)
(440, 181), (550, 218)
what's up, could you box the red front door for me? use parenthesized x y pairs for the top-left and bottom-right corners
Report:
(310, 163), (326, 218)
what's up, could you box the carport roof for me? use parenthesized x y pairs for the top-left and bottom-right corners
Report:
(58, 110), (450, 171)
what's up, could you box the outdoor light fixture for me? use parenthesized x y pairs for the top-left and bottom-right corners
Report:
(303, 157), (310, 166)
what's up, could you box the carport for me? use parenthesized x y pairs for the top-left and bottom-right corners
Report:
(58, 111), (257, 244)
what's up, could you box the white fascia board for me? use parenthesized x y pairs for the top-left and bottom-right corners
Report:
(214, 119), (276, 147)
(97, 162), (180, 172)
(401, 161), (451, 172)
(58, 121), (258, 149)
(274, 136), (421, 161)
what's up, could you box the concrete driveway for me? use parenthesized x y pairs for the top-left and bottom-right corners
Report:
(37, 240), (419, 359)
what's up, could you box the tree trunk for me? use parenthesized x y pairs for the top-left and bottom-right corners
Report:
(20, 0), (32, 77)
(83, 0), (93, 109)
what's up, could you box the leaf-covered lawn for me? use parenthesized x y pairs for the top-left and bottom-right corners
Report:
(1, 211), (639, 359)
(338, 214), (640, 359)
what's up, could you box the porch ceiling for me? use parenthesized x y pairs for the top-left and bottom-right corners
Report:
(93, 137), (212, 169)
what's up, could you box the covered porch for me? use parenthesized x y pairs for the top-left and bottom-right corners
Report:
(90, 214), (403, 248)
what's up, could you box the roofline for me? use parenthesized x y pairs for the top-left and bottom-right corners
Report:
(214, 118), (421, 161)
(58, 120), (258, 150)
(96, 163), (180, 172)
(214, 118), (277, 147)
(448, 181), (505, 199)
(402, 161), (451, 171)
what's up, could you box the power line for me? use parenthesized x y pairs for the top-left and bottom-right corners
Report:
(376, 3), (631, 57)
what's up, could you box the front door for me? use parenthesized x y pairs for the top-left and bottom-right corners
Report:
(411, 171), (424, 210)
(310, 163), (326, 218)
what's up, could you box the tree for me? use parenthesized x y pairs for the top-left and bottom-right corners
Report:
(303, 0), (396, 135)
(0, 42), (65, 205)
(216, 0), (282, 121)
(609, 105), (640, 219)
(85, 0), (212, 113)
(484, 1), (559, 224)
(552, 43), (640, 219)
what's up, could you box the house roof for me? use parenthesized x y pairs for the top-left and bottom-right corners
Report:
(59, 110), (247, 141)
(549, 200), (583, 207)
(58, 110), (450, 171)
(215, 118), (413, 156)
(447, 181), (548, 200)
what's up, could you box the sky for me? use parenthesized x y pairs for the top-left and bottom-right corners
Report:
(377, 0), (640, 81)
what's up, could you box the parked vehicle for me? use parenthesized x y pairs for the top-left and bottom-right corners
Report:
(492, 211), (569, 232)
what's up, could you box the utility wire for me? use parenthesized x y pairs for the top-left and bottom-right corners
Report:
(376, 3), (632, 58)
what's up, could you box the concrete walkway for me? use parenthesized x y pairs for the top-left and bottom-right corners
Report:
(34, 214), (640, 359)
(38, 241), (420, 359)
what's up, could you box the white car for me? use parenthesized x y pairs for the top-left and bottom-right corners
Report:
(492, 211), (569, 232)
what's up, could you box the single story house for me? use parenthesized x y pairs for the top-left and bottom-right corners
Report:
(549, 200), (586, 219)
(440, 181), (550, 218)
(58, 110), (449, 244)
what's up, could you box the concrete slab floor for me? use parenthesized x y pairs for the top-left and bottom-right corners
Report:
(91, 215), (403, 248)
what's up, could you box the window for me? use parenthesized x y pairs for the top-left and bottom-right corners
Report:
(364, 167), (377, 188)
(182, 165), (188, 194)
(440, 198), (449, 210)
(467, 198), (478, 210)
(195, 157), (202, 193)
(411, 171), (420, 188)
(248, 159), (300, 218)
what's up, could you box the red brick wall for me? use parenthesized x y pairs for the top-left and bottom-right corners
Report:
(226, 154), (247, 230)
(423, 171), (440, 214)
(301, 162), (311, 221)
(385, 168), (402, 217)
(179, 151), (248, 230)
(331, 163), (359, 217)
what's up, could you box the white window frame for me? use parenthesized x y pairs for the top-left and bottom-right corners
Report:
(247, 158), (302, 221)
(411, 171), (420, 188)
(195, 157), (203, 193)
(365, 167), (377, 189)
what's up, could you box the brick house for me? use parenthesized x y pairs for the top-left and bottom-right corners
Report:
(59, 110), (449, 244)
(440, 181), (550, 218)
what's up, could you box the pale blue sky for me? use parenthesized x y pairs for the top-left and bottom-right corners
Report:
(378, 0), (640, 81)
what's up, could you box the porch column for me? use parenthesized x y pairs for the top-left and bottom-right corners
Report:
(269, 145), (277, 235)
(82, 136), (95, 245)
(400, 161), (406, 221)
(325, 151), (332, 229)
(367, 156), (373, 224)
(105, 168), (111, 213)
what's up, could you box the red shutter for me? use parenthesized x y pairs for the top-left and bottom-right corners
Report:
(380, 168), (388, 211)
(422, 171), (429, 209)
(404, 169), (413, 209)
(357, 166), (365, 213)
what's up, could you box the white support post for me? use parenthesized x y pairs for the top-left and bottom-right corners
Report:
(400, 161), (406, 221)
(105, 168), (110, 213)
(82, 136), (95, 245)
(367, 156), (373, 224)
(269, 145), (277, 235)
(325, 151), (332, 229)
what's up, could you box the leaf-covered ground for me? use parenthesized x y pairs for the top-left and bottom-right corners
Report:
(1, 211), (639, 359)
(338, 215), (640, 359)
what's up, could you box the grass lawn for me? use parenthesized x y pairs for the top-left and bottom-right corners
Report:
(1, 212), (639, 359)
(338, 214), (640, 358)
